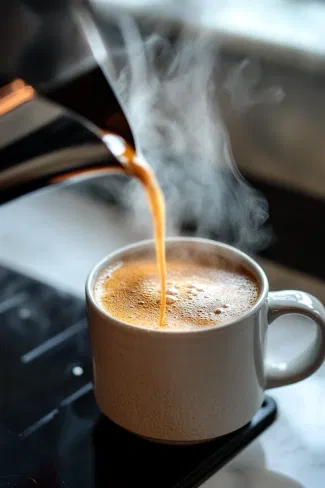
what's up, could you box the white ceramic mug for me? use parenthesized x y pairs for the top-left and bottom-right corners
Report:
(86, 238), (325, 443)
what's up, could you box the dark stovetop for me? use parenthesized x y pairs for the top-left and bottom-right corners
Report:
(0, 264), (276, 488)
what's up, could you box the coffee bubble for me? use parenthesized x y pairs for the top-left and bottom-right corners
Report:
(166, 296), (178, 305)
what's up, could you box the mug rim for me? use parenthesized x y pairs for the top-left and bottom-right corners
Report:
(86, 237), (269, 335)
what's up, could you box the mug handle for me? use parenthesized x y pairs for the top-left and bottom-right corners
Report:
(266, 290), (325, 388)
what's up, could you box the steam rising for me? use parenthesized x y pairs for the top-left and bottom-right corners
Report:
(95, 13), (273, 251)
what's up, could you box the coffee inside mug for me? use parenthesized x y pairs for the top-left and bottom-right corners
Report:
(91, 239), (265, 332)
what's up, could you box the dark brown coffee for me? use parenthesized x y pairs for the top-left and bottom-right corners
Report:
(94, 257), (259, 331)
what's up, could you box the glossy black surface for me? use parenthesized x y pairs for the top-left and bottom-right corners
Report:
(0, 265), (276, 488)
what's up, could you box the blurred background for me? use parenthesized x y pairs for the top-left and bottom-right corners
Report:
(1, 1), (325, 487)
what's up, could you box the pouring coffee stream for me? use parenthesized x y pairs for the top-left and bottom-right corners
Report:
(103, 134), (167, 328)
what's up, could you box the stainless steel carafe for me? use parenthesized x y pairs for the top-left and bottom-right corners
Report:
(0, 0), (133, 203)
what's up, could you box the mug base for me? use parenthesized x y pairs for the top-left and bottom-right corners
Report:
(129, 421), (252, 445)
(101, 410), (254, 446)
(137, 433), (219, 445)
